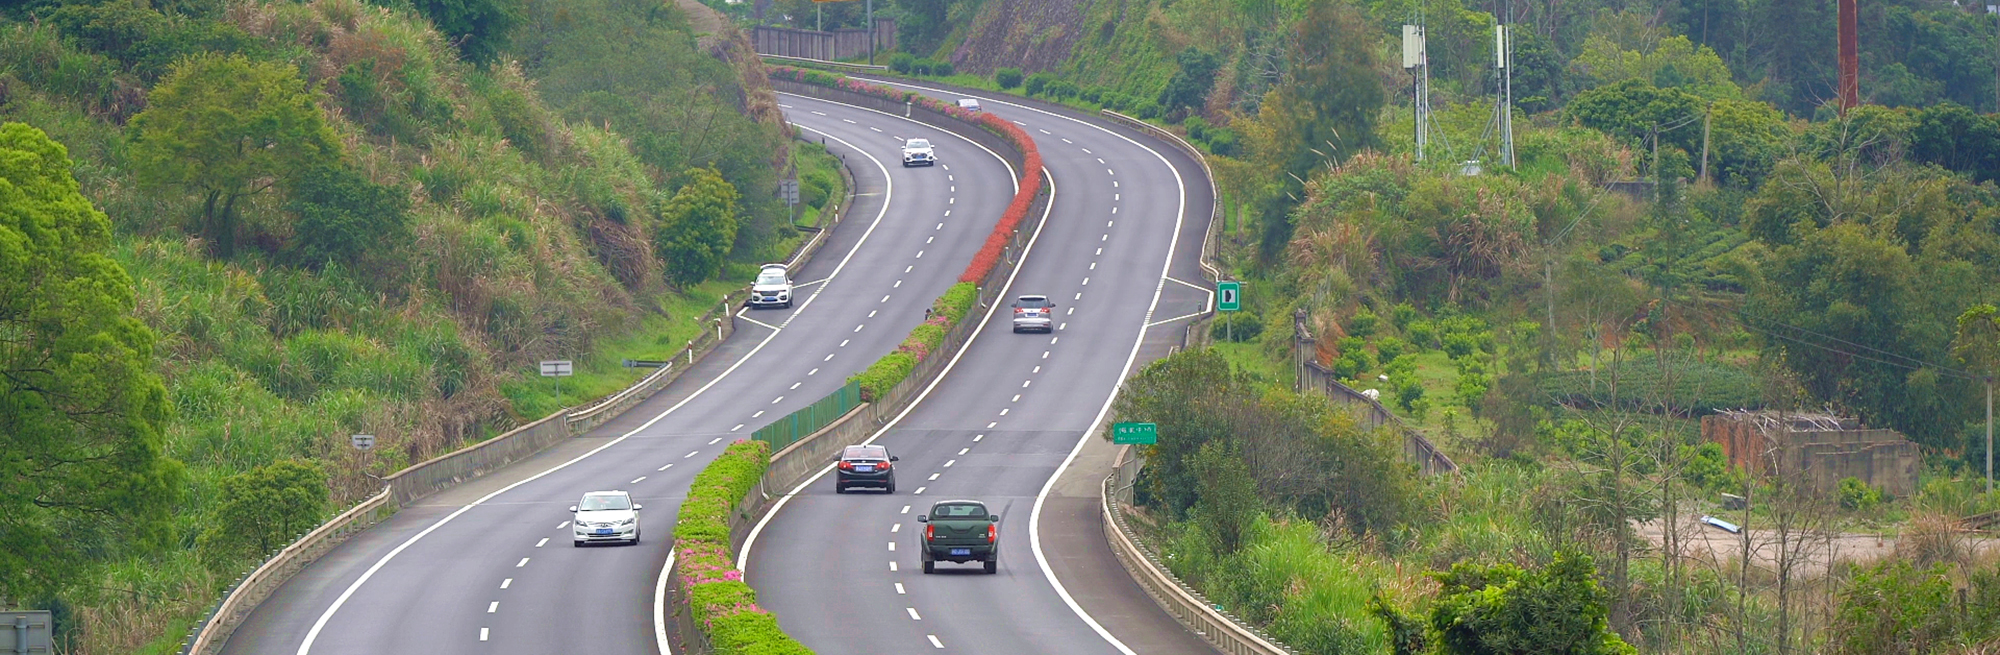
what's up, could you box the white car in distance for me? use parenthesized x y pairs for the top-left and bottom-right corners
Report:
(902, 138), (936, 167)
(571, 490), (641, 546)
(749, 263), (793, 308)
(956, 98), (982, 112)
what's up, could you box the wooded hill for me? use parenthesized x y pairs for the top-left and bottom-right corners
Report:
(0, 0), (805, 651)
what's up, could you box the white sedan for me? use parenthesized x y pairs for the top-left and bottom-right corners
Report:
(571, 490), (642, 546)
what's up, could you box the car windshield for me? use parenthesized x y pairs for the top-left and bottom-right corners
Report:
(843, 446), (888, 460)
(579, 494), (631, 511)
(907, 139), (930, 149)
(757, 268), (786, 285)
(932, 502), (988, 518)
(1015, 297), (1051, 309)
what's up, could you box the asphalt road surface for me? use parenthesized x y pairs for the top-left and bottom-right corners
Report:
(221, 93), (1015, 655)
(741, 82), (1222, 655)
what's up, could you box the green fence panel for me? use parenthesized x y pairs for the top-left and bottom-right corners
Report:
(753, 380), (860, 450)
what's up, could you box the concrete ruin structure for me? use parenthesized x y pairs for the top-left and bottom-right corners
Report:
(1702, 410), (1919, 498)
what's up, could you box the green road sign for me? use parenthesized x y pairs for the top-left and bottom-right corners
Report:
(1217, 281), (1242, 312)
(1112, 422), (1158, 445)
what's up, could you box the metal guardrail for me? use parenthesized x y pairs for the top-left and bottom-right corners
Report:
(757, 53), (889, 72)
(1102, 446), (1296, 655)
(183, 489), (394, 655)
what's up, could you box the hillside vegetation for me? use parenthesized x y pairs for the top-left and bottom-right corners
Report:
(0, 0), (803, 651)
(834, 0), (2000, 653)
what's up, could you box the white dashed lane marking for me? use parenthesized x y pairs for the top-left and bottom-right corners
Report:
(709, 437), (722, 444)
(730, 424), (744, 432)
(501, 578), (512, 589)
(928, 473), (940, 480)
(535, 538), (548, 548)
(488, 601), (499, 613)
(930, 635), (945, 649)
(753, 411), (765, 418)
(897, 583), (907, 594)
(684, 451), (699, 458)
(630, 476), (646, 484)
(908, 608), (923, 620)
(658, 463), (673, 471)
(516, 558), (530, 568)
(480, 628), (489, 642)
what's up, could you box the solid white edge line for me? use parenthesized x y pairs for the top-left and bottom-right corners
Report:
(737, 167), (1056, 573)
(653, 549), (676, 654)
(301, 118), (906, 655)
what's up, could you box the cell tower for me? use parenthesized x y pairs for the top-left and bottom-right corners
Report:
(1403, 23), (1443, 162)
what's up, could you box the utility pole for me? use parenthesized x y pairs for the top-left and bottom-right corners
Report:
(1987, 378), (1993, 494)
(866, 0), (875, 66)
(1699, 102), (1713, 185)
(1837, 0), (1859, 114)
(1495, 21), (1516, 168)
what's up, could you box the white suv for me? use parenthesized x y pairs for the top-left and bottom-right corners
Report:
(902, 138), (936, 167)
(750, 263), (792, 308)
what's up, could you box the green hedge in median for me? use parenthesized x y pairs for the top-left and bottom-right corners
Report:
(847, 282), (982, 401)
(672, 440), (812, 654)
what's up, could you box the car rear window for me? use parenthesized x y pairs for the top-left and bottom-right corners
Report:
(842, 445), (888, 460)
(756, 268), (785, 285)
(907, 139), (930, 149)
(932, 502), (988, 517)
(1015, 297), (1051, 308)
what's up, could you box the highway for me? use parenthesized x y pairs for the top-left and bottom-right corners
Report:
(219, 94), (1016, 655)
(740, 84), (1222, 654)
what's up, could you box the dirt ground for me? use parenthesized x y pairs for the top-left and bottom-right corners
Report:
(1635, 514), (2000, 577)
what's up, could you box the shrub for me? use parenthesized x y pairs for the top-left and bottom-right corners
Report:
(1838, 477), (1884, 511)
(995, 67), (1023, 89)
(1134, 99), (1163, 119)
(851, 351), (916, 401)
(889, 52), (916, 74)
(1390, 302), (1419, 330)
(1211, 312), (1263, 342)
(1080, 87), (1103, 104)
(931, 282), (978, 322)
(1024, 72), (1054, 96)
(1374, 336), (1409, 362)
(927, 59), (954, 77)
(673, 440), (810, 654)
(1442, 332), (1479, 359)
(1347, 309), (1380, 337)
(1185, 116), (1210, 141)
(1334, 349), (1376, 379)
(1205, 127), (1240, 156)
(1044, 79), (1079, 99)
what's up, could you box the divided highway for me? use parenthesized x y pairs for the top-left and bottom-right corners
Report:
(742, 85), (1221, 654)
(219, 94), (1015, 655)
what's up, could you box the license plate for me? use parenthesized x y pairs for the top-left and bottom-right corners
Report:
(949, 548), (971, 556)
(855, 465), (874, 472)
(594, 528), (613, 535)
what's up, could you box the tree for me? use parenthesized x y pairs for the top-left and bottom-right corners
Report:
(1190, 440), (1259, 553)
(1566, 79), (1706, 178)
(285, 164), (413, 272)
(410, 0), (523, 66)
(1157, 47), (1221, 115)
(199, 460), (329, 562)
(654, 166), (741, 286)
(1829, 560), (1957, 655)
(0, 122), (184, 601)
(1243, 0), (1383, 259)
(129, 53), (340, 258)
(1428, 552), (1638, 655)
(1909, 102), (2000, 183)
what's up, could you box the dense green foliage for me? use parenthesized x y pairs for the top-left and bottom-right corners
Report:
(0, 121), (183, 603)
(1429, 553), (1636, 655)
(402, 0), (521, 66)
(0, 0), (790, 649)
(196, 459), (327, 562)
(654, 166), (742, 286)
(128, 53), (339, 258)
(1116, 348), (1418, 535)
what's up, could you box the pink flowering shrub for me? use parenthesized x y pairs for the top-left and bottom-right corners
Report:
(670, 440), (809, 654)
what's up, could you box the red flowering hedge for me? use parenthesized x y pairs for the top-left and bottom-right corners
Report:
(672, 440), (812, 655)
(774, 67), (1046, 401)
(768, 66), (1042, 282)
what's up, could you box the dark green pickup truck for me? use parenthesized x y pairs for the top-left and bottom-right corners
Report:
(917, 499), (999, 574)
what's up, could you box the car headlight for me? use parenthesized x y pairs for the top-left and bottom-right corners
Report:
(616, 518), (636, 526)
